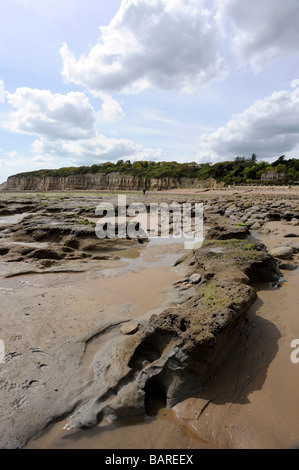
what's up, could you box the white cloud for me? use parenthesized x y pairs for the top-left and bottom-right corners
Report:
(216, 0), (299, 72)
(60, 0), (226, 95)
(97, 93), (125, 122)
(198, 82), (299, 161)
(60, 0), (299, 96)
(0, 150), (55, 181)
(31, 134), (163, 165)
(4, 88), (96, 140)
(3, 86), (162, 170)
(6, 150), (18, 159)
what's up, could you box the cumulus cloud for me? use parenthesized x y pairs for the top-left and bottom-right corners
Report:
(216, 0), (299, 72)
(60, 0), (226, 95)
(60, 0), (299, 96)
(97, 93), (125, 122)
(31, 134), (163, 166)
(0, 150), (55, 182)
(4, 88), (96, 140)
(198, 82), (299, 160)
(3, 86), (162, 168)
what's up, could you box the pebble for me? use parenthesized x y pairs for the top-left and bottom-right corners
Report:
(120, 321), (139, 335)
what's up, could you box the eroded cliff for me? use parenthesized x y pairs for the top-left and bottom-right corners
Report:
(6, 173), (216, 191)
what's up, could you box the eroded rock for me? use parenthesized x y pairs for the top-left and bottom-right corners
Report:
(63, 239), (280, 430)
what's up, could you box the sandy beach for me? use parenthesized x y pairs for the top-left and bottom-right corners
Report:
(0, 187), (299, 449)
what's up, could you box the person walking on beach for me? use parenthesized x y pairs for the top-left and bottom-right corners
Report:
(143, 188), (146, 195)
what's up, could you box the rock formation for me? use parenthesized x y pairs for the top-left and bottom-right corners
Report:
(63, 238), (279, 430)
(5, 173), (217, 191)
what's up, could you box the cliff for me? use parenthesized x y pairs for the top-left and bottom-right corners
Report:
(5, 172), (217, 191)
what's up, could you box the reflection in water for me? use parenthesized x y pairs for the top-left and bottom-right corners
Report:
(83, 247), (141, 260)
(0, 213), (29, 224)
(26, 401), (210, 450)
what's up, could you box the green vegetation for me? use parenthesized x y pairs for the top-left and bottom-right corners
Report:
(203, 239), (259, 258)
(66, 219), (96, 227)
(203, 283), (218, 301)
(9, 155), (299, 186)
(202, 239), (244, 248)
(243, 243), (256, 250)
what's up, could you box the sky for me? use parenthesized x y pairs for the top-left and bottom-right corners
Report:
(1, 0), (299, 183)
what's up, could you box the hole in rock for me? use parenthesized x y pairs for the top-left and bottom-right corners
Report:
(128, 332), (174, 371)
(180, 318), (190, 332)
(144, 376), (167, 417)
(128, 341), (161, 371)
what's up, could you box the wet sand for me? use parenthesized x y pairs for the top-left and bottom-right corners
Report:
(25, 221), (299, 450)
(2, 237), (201, 449)
(25, 402), (208, 450)
(158, 186), (299, 197)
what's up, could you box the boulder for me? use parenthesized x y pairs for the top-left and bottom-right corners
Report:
(269, 246), (294, 260)
(277, 260), (297, 271)
(284, 241), (299, 253)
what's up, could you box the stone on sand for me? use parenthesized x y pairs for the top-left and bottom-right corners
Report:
(269, 246), (294, 260)
(120, 321), (139, 335)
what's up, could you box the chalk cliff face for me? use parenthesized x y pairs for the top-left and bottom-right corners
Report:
(6, 172), (216, 191)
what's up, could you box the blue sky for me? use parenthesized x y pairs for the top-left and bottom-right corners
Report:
(1, 0), (299, 183)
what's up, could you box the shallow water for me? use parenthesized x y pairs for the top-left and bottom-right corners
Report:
(83, 247), (141, 260)
(0, 213), (29, 224)
(26, 403), (210, 450)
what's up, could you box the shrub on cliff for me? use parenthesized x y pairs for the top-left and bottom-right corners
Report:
(8, 155), (299, 185)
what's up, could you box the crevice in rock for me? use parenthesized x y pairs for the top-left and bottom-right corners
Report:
(128, 340), (161, 371)
(144, 375), (167, 416)
(128, 332), (174, 371)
